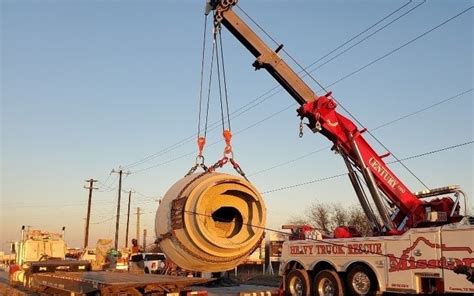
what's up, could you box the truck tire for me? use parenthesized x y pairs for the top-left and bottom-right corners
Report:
(144, 267), (150, 274)
(313, 270), (344, 296)
(346, 265), (378, 295)
(284, 269), (311, 296)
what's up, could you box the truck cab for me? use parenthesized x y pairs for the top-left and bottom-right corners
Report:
(129, 252), (166, 274)
(9, 228), (91, 289)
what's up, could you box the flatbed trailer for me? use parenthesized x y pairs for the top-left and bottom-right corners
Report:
(29, 271), (210, 295)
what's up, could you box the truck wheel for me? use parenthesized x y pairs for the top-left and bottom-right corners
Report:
(313, 270), (344, 296)
(144, 267), (150, 274)
(346, 265), (377, 295)
(284, 269), (311, 296)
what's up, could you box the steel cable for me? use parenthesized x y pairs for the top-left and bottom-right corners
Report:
(121, 2), (422, 170)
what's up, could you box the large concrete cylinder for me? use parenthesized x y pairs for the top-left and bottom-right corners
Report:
(155, 172), (266, 272)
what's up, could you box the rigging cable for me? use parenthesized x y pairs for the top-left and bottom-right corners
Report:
(122, 1), (419, 170)
(197, 15), (209, 156)
(128, 7), (472, 175)
(219, 30), (232, 131)
(197, 15), (209, 138)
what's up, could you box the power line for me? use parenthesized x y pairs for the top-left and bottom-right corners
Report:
(387, 141), (473, 164)
(371, 88), (473, 131)
(302, 6), (473, 190)
(131, 84), (471, 175)
(236, 0), (426, 92)
(249, 147), (330, 177)
(247, 88), (472, 177)
(132, 151), (196, 174)
(121, 2), (423, 171)
(304, 0), (427, 74)
(325, 6), (473, 88)
(100, 173), (112, 187)
(129, 6), (471, 176)
(91, 215), (116, 225)
(97, 176), (119, 192)
(134, 190), (159, 202)
(130, 103), (294, 174)
(235, 4), (472, 191)
(2, 200), (116, 209)
(261, 173), (348, 195)
(238, 5), (473, 189)
(260, 140), (473, 195)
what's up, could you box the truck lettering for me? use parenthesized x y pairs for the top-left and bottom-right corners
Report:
(289, 245), (313, 255)
(347, 243), (382, 255)
(368, 157), (399, 189)
(388, 237), (474, 272)
(389, 256), (473, 272)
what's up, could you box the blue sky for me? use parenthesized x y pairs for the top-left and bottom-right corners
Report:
(1, 0), (472, 250)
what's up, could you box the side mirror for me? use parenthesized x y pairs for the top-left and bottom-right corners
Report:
(10, 243), (16, 254)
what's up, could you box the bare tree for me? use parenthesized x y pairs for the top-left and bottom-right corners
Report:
(332, 204), (349, 227)
(347, 206), (373, 236)
(285, 202), (373, 237)
(307, 202), (332, 234)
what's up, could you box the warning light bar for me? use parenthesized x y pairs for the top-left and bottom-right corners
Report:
(414, 185), (460, 199)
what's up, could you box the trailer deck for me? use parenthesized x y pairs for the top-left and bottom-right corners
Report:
(31, 271), (210, 295)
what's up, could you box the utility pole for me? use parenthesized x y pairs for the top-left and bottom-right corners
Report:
(125, 190), (134, 248)
(83, 179), (98, 248)
(111, 167), (130, 250)
(136, 207), (141, 247)
(143, 229), (147, 251)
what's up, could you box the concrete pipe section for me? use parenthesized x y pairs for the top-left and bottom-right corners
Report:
(155, 172), (266, 272)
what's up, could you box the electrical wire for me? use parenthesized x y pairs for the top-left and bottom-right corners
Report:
(371, 88), (473, 132)
(97, 176), (119, 192)
(2, 200), (117, 209)
(121, 2), (422, 171)
(294, 0), (415, 73)
(134, 190), (159, 202)
(326, 6), (473, 89)
(249, 146), (331, 177)
(234, 3), (473, 192)
(387, 141), (473, 164)
(91, 216), (116, 225)
(260, 140), (473, 195)
(305, 1), (427, 75)
(132, 86), (471, 175)
(247, 88), (472, 177)
(261, 173), (348, 195)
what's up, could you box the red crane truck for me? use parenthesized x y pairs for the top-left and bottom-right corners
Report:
(206, 1), (474, 295)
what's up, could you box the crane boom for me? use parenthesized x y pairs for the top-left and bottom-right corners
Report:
(208, 0), (463, 233)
